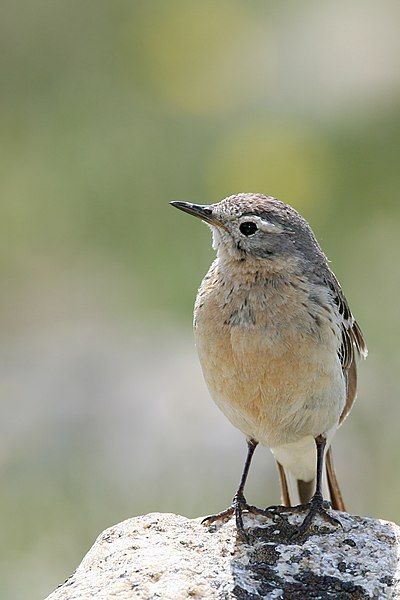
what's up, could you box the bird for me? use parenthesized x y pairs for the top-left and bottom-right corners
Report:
(170, 193), (367, 540)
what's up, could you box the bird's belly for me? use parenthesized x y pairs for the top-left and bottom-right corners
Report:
(195, 324), (345, 448)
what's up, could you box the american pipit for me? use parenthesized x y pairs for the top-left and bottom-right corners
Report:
(171, 193), (367, 540)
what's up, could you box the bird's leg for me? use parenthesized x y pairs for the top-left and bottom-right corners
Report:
(202, 438), (276, 540)
(202, 438), (257, 528)
(292, 435), (342, 538)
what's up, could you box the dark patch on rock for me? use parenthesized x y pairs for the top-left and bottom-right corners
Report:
(232, 585), (264, 599)
(231, 521), (371, 599)
(342, 538), (357, 548)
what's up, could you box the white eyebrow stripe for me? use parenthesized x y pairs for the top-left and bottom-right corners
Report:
(239, 215), (284, 234)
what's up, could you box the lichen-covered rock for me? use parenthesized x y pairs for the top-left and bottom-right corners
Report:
(46, 511), (400, 599)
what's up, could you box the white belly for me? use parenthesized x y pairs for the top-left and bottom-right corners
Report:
(271, 433), (336, 482)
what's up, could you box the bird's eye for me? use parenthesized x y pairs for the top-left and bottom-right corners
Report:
(239, 221), (257, 236)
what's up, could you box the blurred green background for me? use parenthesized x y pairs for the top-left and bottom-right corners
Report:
(1, 1), (400, 597)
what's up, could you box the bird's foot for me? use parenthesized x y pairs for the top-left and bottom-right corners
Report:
(289, 494), (342, 540)
(202, 493), (277, 542)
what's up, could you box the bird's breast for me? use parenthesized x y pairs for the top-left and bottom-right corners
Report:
(194, 263), (345, 446)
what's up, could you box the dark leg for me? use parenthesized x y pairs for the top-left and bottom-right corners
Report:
(293, 435), (342, 538)
(233, 438), (258, 534)
(237, 438), (258, 501)
(202, 438), (275, 540)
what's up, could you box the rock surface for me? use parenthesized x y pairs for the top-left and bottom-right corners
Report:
(46, 510), (400, 599)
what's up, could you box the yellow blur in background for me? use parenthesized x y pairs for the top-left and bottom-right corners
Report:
(1, 1), (400, 598)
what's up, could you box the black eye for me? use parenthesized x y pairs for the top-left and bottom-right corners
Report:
(239, 221), (257, 236)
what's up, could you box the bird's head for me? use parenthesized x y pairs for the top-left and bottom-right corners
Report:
(170, 193), (322, 270)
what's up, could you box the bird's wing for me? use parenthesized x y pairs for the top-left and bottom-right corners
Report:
(322, 270), (367, 423)
(276, 266), (367, 509)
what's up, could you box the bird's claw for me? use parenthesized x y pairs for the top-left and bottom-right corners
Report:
(290, 494), (342, 540)
(202, 492), (277, 542)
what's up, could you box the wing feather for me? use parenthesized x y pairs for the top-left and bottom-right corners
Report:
(322, 270), (367, 423)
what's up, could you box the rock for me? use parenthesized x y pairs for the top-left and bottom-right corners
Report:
(45, 510), (400, 599)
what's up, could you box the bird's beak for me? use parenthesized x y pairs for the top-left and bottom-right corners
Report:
(170, 201), (226, 229)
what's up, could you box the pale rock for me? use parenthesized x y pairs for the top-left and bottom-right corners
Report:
(45, 510), (400, 599)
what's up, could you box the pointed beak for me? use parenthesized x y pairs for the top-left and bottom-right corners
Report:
(170, 201), (226, 228)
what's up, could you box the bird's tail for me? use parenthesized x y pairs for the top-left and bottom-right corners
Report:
(325, 447), (346, 510)
(276, 447), (345, 510)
